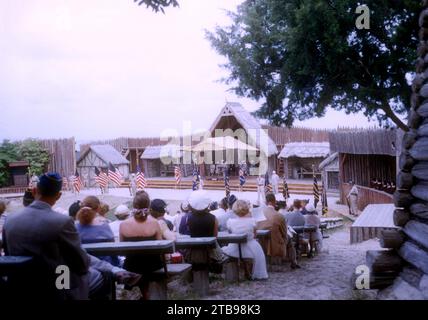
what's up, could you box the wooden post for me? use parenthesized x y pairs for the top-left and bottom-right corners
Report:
(190, 249), (210, 297)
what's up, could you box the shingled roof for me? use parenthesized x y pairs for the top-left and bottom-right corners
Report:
(77, 144), (129, 165)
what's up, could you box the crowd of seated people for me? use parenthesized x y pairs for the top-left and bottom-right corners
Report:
(0, 171), (330, 300)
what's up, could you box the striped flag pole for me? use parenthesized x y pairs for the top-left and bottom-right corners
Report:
(192, 166), (199, 191)
(313, 166), (320, 208)
(264, 172), (272, 194)
(321, 173), (328, 216)
(174, 165), (182, 189)
(282, 176), (290, 199)
(136, 166), (147, 190)
(224, 170), (230, 199)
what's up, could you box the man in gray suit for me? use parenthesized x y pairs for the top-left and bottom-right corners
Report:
(2, 172), (141, 300)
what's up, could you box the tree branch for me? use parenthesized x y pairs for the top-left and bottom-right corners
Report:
(379, 101), (409, 131)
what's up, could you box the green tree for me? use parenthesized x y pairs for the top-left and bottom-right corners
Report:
(134, 0), (179, 13)
(206, 0), (419, 131)
(0, 140), (19, 187)
(17, 140), (49, 177)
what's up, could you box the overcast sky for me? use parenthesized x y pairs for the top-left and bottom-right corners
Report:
(0, 0), (377, 143)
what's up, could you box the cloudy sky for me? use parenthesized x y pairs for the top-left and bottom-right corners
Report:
(0, 0), (376, 143)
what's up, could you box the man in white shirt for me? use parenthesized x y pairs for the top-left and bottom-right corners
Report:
(271, 171), (280, 194)
(257, 175), (265, 206)
(109, 204), (130, 241)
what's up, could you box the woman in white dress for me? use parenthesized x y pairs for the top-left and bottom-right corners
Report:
(222, 200), (268, 280)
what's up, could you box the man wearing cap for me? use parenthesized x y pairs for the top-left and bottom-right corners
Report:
(150, 199), (176, 240)
(2, 173), (90, 299)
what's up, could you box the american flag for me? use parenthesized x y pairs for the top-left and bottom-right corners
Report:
(95, 167), (108, 188)
(264, 172), (272, 194)
(282, 176), (290, 199)
(71, 170), (84, 193)
(224, 171), (230, 198)
(239, 167), (246, 187)
(136, 166), (147, 189)
(192, 167), (199, 191)
(108, 162), (123, 186)
(174, 165), (182, 185)
(313, 174), (320, 208)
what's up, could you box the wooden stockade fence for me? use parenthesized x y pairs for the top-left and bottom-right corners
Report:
(341, 183), (393, 212)
(39, 138), (76, 178)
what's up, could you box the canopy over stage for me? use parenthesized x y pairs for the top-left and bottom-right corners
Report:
(350, 204), (398, 244)
(278, 142), (331, 180)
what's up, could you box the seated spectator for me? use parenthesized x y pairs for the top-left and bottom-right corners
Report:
(2, 173), (90, 299)
(95, 202), (111, 224)
(210, 197), (228, 220)
(4, 179), (140, 300)
(76, 196), (119, 266)
(119, 191), (163, 300)
(257, 193), (300, 269)
(284, 200), (305, 227)
(69, 200), (81, 222)
(22, 189), (35, 207)
(187, 190), (226, 273)
(0, 199), (8, 234)
(217, 194), (238, 231)
(177, 201), (192, 235)
(277, 201), (288, 219)
(150, 199), (176, 240)
(109, 204), (130, 242)
(300, 199), (310, 215)
(222, 200), (268, 280)
(304, 204), (323, 253)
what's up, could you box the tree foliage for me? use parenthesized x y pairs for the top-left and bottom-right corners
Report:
(0, 140), (19, 187)
(206, 0), (419, 130)
(17, 140), (50, 177)
(133, 0), (179, 13)
(0, 139), (49, 187)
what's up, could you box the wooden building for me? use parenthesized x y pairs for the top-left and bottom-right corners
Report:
(77, 144), (129, 187)
(318, 152), (339, 192)
(329, 129), (399, 206)
(140, 145), (186, 178)
(278, 142), (330, 179)
(8, 161), (29, 187)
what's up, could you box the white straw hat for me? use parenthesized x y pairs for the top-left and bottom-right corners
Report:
(115, 204), (130, 216)
(188, 190), (212, 211)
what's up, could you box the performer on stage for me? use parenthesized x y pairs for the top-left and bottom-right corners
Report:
(257, 175), (265, 206)
(271, 170), (280, 195)
(239, 164), (246, 192)
(129, 173), (137, 197)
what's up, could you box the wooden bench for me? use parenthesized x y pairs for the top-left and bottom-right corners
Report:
(217, 233), (248, 282)
(83, 240), (174, 300)
(0, 256), (34, 298)
(174, 237), (217, 297)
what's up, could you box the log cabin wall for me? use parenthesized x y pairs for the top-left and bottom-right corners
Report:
(374, 3), (428, 298)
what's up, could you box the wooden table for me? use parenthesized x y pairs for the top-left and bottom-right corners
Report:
(174, 237), (217, 296)
(217, 233), (248, 282)
(0, 256), (33, 275)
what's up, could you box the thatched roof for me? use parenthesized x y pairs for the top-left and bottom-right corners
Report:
(77, 144), (129, 165)
(318, 152), (338, 170)
(209, 103), (278, 156)
(141, 145), (182, 160)
(187, 136), (258, 152)
(329, 129), (398, 156)
(278, 142), (330, 159)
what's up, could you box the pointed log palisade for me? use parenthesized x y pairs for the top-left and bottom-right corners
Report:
(367, 2), (428, 297)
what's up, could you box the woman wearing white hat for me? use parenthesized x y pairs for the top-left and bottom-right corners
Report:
(110, 204), (130, 242)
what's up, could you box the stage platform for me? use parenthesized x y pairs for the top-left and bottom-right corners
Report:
(127, 177), (322, 195)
